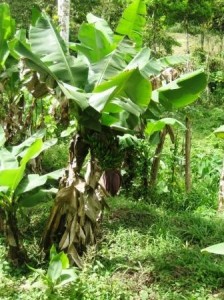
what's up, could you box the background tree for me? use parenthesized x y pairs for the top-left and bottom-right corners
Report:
(165, 0), (213, 53)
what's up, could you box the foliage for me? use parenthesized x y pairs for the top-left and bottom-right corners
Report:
(29, 245), (78, 292)
(42, 141), (69, 172)
(202, 243), (224, 255)
(0, 0), (55, 29)
(1, 197), (224, 299)
(0, 126), (63, 263)
(0, 127), (62, 209)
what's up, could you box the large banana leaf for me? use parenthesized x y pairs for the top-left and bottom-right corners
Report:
(115, 0), (146, 48)
(13, 9), (88, 89)
(94, 68), (151, 111)
(0, 148), (18, 169)
(87, 38), (135, 89)
(0, 139), (43, 191)
(11, 129), (45, 156)
(16, 169), (64, 196)
(145, 118), (185, 136)
(88, 67), (151, 130)
(152, 69), (207, 109)
(30, 10), (88, 87)
(12, 39), (88, 108)
(0, 3), (15, 69)
(140, 55), (188, 78)
(76, 13), (115, 63)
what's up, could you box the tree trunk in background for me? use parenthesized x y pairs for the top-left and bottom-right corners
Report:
(149, 127), (167, 187)
(0, 208), (4, 233)
(218, 160), (224, 211)
(185, 117), (192, 193)
(185, 19), (190, 54)
(58, 0), (70, 42)
(220, 35), (223, 55)
(42, 133), (105, 267)
(200, 31), (205, 50)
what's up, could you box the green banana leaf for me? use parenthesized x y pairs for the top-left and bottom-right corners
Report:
(152, 69), (207, 109)
(202, 243), (224, 255)
(18, 188), (57, 207)
(0, 3), (15, 69)
(0, 148), (18, 169)
(76, 13), (115, 63)
(145, 118), (185, 136)
(214, 126), (224, 139)
(94, 68), (151, 111)
(16, 169), (64, 195)
(0, 139), (43, 191)
(115, 0), (146, 48)
(11, 129), (45, 156)
(87, 38), (134, 88)
(12, 10), (88, 89)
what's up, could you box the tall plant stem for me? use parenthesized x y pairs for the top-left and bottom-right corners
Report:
(149, 127), (167, 187)
(185, 116), (192, 193)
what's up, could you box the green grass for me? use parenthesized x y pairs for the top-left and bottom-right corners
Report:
(1, 196), (224, 299)
(171, 32), (222, 56)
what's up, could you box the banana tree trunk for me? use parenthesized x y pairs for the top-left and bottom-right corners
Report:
(5, 209), (27, 265)
(42, 133), (105, 267)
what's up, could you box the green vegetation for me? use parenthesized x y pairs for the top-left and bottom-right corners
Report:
(0, 0), (224, 298)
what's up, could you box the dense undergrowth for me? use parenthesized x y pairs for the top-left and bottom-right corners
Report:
(1, 105), (224, 299)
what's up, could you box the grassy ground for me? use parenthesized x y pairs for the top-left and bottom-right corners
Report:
(1, 196), (224, 299)
(171, 32), (223, 55)
(1, 105), (224, 299)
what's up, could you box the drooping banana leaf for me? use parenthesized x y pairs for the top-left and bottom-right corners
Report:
(126, 47), (151, 71)
(152, 69), (207, 110)
(16, 169), (64, 196)
(11, 129), (45, 156)
(30, 10), (88, 87)
(158, 55), (188, 67)
(12, 9), (88, 89)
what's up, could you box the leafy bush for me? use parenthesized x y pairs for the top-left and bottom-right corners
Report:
(42, 142), (69, 172)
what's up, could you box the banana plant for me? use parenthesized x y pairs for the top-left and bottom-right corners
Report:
(0, 126), (63, 264)
(29, 245), (78, 292)
(0, 3), (41, 144)
(9, 0), (207, 266)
